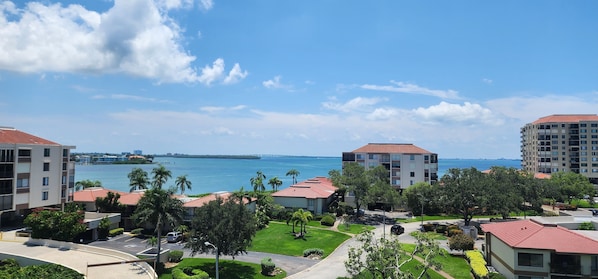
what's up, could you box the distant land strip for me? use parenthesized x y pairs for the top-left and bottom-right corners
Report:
(155, 154), (261, 159)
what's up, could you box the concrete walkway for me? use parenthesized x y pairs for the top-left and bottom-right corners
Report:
(0, 230), (155, 279)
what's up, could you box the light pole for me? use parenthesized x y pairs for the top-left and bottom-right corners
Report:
(205, 241), (219, 279)
(419, 195), (427, 226)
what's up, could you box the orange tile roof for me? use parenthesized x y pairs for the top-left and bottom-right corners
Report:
(272, 177), (337, 199)
(73, 187), (126, 203)
(0, 127), (58, 145)
(481, 219), (598, 254)
(118, 191), (146, 206)
(532, 114), (598, 124)
(183, 192), (252, 208)
(352, 143), (433, 154)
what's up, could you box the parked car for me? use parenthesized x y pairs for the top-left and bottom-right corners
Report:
(166, 231), (182, 243)
(390, 224), (405, 235)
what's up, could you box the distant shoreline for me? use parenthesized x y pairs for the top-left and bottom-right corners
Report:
(154, 154), (261, 159)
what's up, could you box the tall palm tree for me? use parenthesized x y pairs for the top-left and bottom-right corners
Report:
(128, 167), (149, 192)
(291, 208), (313, 237)
(268, 177), (283, 192)
(175, 175), (192, 195)
(286, 169), (300, 185)
(132, 187), (184, 266)
(151, 164), (172, 189)
(75, 179), (102, 191)
(250, 170), (266, 193)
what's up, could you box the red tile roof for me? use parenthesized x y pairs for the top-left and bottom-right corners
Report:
(272, 177), (337, 199)
(118, 191), (146, 206)
(183, 192), (252, 208)
(481, 219), (598, 254)
(73, 187), (125, 203)
(352, 143), (433, 154)
(0, 127), (58, 145)
(532, 114), (598, 124)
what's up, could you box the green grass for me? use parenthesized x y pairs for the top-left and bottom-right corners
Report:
(435, 250), (471, 279)
(159, 258), (286, 279)
(250, 222), (351, 257)
(399, 257), (445, 279)
(337, 223), (375, 234)
(409, 231), (447, 240)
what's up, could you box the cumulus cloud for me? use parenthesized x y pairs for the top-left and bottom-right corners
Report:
(0, 0), (242, 84)
(322, 97), (386, 113)
(263, 76), (292, 90)
(361, 81), (460, 99)
(223, 63), (248, 84)
(412, 101), (501, 125)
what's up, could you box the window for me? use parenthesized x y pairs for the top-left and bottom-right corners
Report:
(410, 172), (415, 177)
(62, 175), (67, 184)
(0, 149), (14, 162)
(43, 162), (50, 171)
(62, 149), (68, 157)
(18, 149), (31, 157)
(42, 191), (49, 201)
(17, 178), (29, 188)
(518, 253), (543, 267)
(42, 177), (49, 186)
(44, 148), (50, 157)
(62, 162), (67, 170)
(409, 155), (415, 160)
(307, 199), (314, 206)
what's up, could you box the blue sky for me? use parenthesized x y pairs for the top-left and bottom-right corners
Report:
(1, 0), (597, 158)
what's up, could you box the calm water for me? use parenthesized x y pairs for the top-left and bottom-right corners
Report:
(75, 156), (521, 195)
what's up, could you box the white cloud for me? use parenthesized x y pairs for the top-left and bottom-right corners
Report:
(263, 76), (291, 90)
(200, 105), (247, 113)
(0, 0), (239, 84)
(198, 58), (225, 85)
(412, 101), (501, 125)
(482, 78), (493, 84)
(223, 63), (248, 84)
(361, 81), (460, 99)
(322, 97), (385, 112)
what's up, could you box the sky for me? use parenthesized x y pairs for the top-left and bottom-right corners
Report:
(1, 0), (597, 159)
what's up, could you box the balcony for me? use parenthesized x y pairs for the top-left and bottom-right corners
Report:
(550, 254), (581, 276)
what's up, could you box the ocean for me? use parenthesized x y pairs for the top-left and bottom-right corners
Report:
(74, 156), (521, 195)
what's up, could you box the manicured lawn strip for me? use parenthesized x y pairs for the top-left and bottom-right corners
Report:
(399, 258), (445, 279)
(436, 251), (472, 279)
(337, 223), (375, 234)
(410, 231), (448, 240)
(250, 222), (351, 257)
(159, 258), (286, 279)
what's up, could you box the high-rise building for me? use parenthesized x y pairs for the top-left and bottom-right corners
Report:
(342, 143), (438, 190)
(521, 114), (598, 184)
(0, 127), (76, 219)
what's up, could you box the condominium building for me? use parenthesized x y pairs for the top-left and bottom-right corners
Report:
(0, 127), (76, 219)
(342, 143), (439, 190)
(521, 114), (598, 184)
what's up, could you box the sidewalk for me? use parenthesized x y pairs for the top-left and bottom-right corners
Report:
(0, 230), (155, 279)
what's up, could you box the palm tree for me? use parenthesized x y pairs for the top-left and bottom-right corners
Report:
(290, 208), (313, 237)
(286, 169), (300, 185)
(268, 177), (283, 192)
(75, 179), (102, 191)
(151, 165), (172, 189)
(250, 170), (266, 193)
(128, 167), (149, 192)
(175, 175), (192, 195)
(132, 187), (184, 266)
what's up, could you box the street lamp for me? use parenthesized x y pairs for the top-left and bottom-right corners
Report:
(205, 241), (219, 279)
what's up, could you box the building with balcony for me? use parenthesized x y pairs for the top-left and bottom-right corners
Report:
(481, 218), (598, 279)
(0, 127), (76, 220)
(521, 114), (598, 185)
(342, 143), (438, 190)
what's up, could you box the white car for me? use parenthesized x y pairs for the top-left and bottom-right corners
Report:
(166, 232), (182, 243)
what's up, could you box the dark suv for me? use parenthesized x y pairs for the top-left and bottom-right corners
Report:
(390, 224), (405, 235)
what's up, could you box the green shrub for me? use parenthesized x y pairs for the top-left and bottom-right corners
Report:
(260, 257), (276, 276)
(447, 228), (463, 237)
(449, 233), (474, 252)
(579, 222), (595, 230)
(108, 228), (124, 237)
(465, 250), (489, 279)
(303, 248), (324, 257)
(131, 228), (143, 235)
(435, 224), (447, 234)
(172, 267), (209, 279)
(168, 250), (184, 262)
(320, 215), (336, 226)
(489, 272), (507, 279)
(422, 223), (435, 232)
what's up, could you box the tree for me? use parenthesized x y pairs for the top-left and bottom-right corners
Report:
(24, 209), (87, 241)
(98, 217), (111, 239)
(485, 167), (524, 219)
(403, 182), (437, 216)
(448, 233), (475, 254)
(250, 170), (266, 193)
(286, 169), (300, 184)
(337, 162), (369, 215)
(268, 176), (283, 191)
(128, 167), (149, 192)
(151, 164), (172, 189)
(175, 175), (192, 195)
(95, 191), (125, 213)
(132, 188), (184, 265)
(289, 208), (313, 237)
(439, 167), (487, 226)
(551, 172), (596, 202)
(187, 197), (257, 259)
(364, 166), (400, 211)
(75, 179), (102, 191)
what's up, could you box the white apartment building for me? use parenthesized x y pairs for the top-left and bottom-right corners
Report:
(521, 114), (598, 185)
(342, 143), (439, 190)
(0, 127), (76, 219)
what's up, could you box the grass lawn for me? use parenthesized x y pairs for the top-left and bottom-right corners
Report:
(399, 243), (471, 279)
(159, 258), (286, 279)
(337, 223), (375, 234)
(409, 231), (448, 240)
(250, 222), (351, 257)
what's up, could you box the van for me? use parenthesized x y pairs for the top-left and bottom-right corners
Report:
(166, 231), (182, 243)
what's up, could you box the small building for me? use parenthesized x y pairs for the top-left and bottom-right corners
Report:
(272, 177), (338, 215)
(72, 187), (126, 212)
(182, 191), (255, 222)
(481, 218), (598, 279)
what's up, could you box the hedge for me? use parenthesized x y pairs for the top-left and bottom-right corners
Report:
(320, 215), (336, 226)
(303, 248), (324, 257)
(465, 250), (488, 279)
(172, 267), (209, 279)
(131, 228), (144, 235)
(109, 228), (124, 237)
(168, 250), (184, 262)
(261, 257), (276, 275)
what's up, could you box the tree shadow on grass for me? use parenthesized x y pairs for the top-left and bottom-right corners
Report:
(193, 261), (258, 279)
